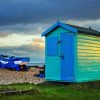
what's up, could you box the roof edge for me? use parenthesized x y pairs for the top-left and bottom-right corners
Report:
(41, 21), (77, 36)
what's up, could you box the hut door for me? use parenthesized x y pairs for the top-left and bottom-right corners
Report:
(60, 33), (75, 81)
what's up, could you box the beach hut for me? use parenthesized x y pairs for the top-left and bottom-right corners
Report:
(41, 21), (100, 82)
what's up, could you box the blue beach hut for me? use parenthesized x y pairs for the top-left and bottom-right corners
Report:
(42, 21), (100, 82)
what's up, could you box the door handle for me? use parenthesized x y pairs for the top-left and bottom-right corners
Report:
(58, 40), (62, 44)
(60, 55), (64, 59)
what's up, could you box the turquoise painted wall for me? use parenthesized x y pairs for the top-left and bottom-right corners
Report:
(76, 34), (100, 82)
(45, 27), (70, 81)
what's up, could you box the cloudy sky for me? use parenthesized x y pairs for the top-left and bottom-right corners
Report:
(0, 0), (100, 63)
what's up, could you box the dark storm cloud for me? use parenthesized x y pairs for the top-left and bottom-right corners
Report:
(0, 0), (100, 25)
(0, 23), (49, 37)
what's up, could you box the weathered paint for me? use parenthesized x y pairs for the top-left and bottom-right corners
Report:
(76, 34), (100, 82)
(45, 27), (70, 81)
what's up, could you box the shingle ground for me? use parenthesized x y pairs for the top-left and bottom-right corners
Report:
(0, 68), (45, 85)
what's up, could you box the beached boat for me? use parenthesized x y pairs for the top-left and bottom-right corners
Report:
(0, 55), (30, 71)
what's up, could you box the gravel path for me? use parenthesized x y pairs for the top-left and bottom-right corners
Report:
(0, 68), (45, 85)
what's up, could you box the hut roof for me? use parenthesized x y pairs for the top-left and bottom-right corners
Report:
(42, 21), (100, 36)
(67, 24), (100, 36)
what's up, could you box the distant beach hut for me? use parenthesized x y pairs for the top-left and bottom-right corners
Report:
(42, 21), (100, 82)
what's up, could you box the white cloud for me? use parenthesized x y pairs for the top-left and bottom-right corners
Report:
(0, 34), (34, 46)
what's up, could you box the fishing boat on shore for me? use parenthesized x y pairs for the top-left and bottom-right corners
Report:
(0, 55), (30, 71)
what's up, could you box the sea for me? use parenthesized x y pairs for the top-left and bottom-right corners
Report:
(27, 63), (45, 67)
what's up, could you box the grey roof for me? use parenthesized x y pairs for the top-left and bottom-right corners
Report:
(42, 21), (100, 37)
(66, 24), (100, 36)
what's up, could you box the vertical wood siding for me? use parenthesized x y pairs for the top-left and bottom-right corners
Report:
(76, 34), (100, 82)
(60, 33), (75, 81)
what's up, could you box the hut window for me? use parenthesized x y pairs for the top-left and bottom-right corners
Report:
(47, 37), (58, 56)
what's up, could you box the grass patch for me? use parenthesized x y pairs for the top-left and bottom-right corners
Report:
(0, 81), (100, 100)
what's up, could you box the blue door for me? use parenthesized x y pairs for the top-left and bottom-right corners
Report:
(60, 33), (75, 81)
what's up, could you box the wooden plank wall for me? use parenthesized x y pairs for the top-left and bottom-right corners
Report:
(76, 34), (100, 82)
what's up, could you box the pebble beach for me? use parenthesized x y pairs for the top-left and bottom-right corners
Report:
(0, 68), (45, 85)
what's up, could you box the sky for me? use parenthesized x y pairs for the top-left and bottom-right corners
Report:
(0, 0), (100, 63)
